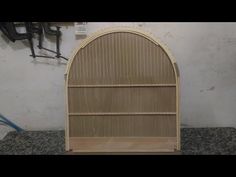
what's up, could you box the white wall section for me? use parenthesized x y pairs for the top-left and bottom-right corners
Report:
(0, 22), (236, 137)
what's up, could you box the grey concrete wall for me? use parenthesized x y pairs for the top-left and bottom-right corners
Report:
(0, 22), (236, 138)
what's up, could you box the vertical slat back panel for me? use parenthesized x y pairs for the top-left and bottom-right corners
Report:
(68, 32), (175, 85)
(69, 115), (176, 137)
(68, 87), (176, 113)
(66, 30), (179, 153)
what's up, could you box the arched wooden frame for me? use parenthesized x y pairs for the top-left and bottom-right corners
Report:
(65, 27), (180, 153)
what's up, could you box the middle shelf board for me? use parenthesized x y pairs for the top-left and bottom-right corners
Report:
(68, 84), (176, 88)
(69, 112), (177, 116)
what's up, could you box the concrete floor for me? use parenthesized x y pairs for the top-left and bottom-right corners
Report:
(0, 128), (236, 155)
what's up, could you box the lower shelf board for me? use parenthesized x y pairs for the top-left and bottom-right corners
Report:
(69, 137), (177, 153)
(65, 151), (181, 155)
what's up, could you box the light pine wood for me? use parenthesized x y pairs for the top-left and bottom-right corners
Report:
(69, 137), (176, 152)
(66, 151), (181, 155)
(68, 87), (176, 113)
(68, 32), (175, 85)
(68, 84), (176, 88)
(69, 115), (176, 137)
(69, 112), (176, 116)
(65, 27), (180, 153)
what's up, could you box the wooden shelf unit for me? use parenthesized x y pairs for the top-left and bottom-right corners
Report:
(65, 27), (180, 153)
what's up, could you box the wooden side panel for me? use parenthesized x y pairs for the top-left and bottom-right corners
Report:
(69, 115), (176, 137)
(68, 32), (175, 85)
(68, 87), (176, 113)
(69, 137), (176, 152)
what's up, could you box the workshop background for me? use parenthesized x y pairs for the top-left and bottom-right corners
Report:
(0, 23), (236, 153)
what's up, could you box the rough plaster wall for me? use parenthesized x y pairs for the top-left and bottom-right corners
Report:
(0, 24), (77, 138)
(0, 22), (236, 138)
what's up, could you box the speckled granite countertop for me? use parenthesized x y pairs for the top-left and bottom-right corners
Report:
(0, 128), (236, 155)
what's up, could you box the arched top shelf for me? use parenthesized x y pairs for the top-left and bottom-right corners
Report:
(65, 26), (179, 80)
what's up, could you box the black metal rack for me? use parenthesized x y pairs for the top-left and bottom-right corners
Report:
(0, 22), (69, 61)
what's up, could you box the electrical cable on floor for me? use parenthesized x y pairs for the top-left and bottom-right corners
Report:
(0, 122), (7, 126)
(0, 114), (24, 132)
(0, 119), (12, 127)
